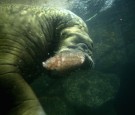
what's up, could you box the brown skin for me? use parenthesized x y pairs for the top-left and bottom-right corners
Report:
(0, 4), (93, 115)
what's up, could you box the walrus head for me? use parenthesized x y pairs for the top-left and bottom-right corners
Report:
(0, 4), (93, 115)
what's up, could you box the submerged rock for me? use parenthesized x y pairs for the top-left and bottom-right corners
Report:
(31, 70), (119, 115)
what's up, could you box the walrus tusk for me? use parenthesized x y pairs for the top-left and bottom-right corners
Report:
(42, 50), (85, 71)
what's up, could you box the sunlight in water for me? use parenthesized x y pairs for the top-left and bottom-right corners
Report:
(0, 0), (115, 12)
(42, 0), (88, 11)
(100, 0), (115, 12)
(43, 0), (115, 11)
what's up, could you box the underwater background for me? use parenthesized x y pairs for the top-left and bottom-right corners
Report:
(0, 0), (135, 115)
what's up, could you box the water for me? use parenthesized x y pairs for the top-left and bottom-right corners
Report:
(42, 0), (116, 21)
(0, 0), (135, 115)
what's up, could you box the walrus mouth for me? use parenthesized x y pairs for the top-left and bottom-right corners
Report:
(42, 50), (85, 71)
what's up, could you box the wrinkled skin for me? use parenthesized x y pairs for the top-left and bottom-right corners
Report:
(0, 4), (93, 115)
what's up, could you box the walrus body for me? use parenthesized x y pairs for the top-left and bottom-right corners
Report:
(0, 4), (93, 115)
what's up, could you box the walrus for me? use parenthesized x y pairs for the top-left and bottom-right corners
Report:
(0, 4), (93, 115)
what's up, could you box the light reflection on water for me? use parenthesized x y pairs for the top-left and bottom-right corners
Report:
(43, 0), (115, 21)
(43, 0), (115, 12)
(0, 0), (115, 11)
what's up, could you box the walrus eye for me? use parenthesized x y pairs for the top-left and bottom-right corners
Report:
(72, 43), (90, 53)
(77, 43), (89, 51)
(67, 43), (88, 51)
(67, 45), (77, 49)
